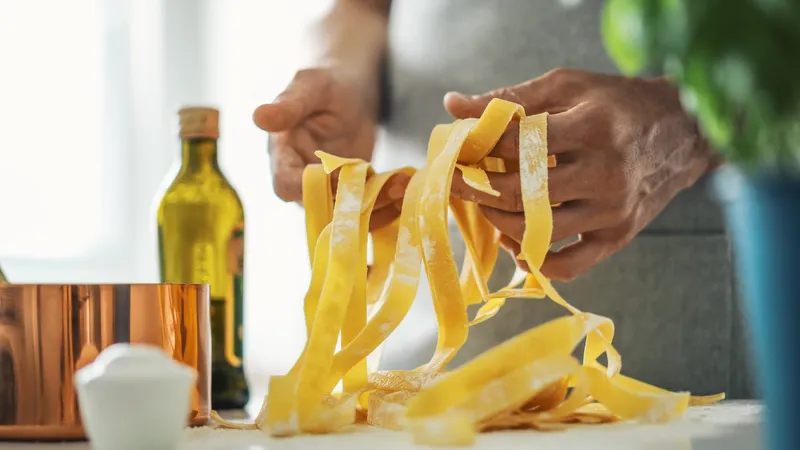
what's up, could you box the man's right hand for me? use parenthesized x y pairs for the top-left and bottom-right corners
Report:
(254, 68), (408, 230)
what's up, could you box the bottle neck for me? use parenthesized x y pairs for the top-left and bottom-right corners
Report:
(180, 138), (220, 174)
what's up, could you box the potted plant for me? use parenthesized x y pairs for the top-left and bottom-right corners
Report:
(602, 1), (800, 449)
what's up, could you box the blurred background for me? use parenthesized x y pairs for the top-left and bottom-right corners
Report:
(0, 0), (330, 414)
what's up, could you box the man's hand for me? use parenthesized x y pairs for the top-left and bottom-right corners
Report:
(255, 68), (408, 230)
(445, 68), (718, 281)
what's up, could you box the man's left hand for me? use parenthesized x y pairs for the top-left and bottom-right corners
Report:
(445, 69), (719, 281)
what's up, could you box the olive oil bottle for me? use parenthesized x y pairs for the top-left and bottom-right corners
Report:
(157, 107), (248, 410)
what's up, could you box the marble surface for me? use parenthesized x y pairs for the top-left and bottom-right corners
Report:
(0, 401), (764, 450)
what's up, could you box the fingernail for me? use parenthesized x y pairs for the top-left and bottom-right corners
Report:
(445, 91), (469, 101)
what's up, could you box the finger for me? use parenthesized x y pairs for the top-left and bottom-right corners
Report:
(373, 172), (411, 210)
(253, 70), (330, 132)
(482, 201), (607, 245)
(500, 234), (530, 273)
(547, 108), (587, 155)
(270, 142), (306, 203)
(465, 107), (585, 162)
(270, 125), (323, 166)
(444, 69), (589, 121)
(444, 88), (525, 119)
(519, 68), (589, 113)
(483, 120), (569, 161)
(548, 162), (594, 204)
(452, 164), (587, 211)
(540, 236), (608, 282)
(486, 122), (520, 160)
(369, 202), (402, 231)
(327, 167), (409, 202)
(451, 170), (522, 212)
(480, 206), (525, 243)
(551, 202), (616, 242)
(327, 168), (341, 196)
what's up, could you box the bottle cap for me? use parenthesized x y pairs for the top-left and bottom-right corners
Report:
(179, 107), (219, 139)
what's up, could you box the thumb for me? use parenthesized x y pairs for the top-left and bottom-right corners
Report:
(253, 70), (329, 132)
(443, 88), (522, 119)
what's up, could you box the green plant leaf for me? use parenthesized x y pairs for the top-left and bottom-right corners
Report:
(601, 0), (800, 171)
(683, 53), (735, 149)
(602, 0), (648, 75)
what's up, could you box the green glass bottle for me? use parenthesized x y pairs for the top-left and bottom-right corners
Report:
(157, 107), (249, 410)
(0, 265), (7, 283)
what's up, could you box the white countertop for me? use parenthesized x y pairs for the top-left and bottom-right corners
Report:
(0, 401), (764, 450)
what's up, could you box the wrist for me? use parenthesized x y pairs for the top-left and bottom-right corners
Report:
(305, 2), (387, 119)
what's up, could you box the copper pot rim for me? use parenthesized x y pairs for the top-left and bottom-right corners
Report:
(0, 283), (209, 288)
(0, 282), (212, 440)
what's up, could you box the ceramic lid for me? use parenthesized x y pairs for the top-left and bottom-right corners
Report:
(75, 343), (195, 386)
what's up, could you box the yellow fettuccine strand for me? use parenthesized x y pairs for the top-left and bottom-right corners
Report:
(214, 98), (724, 445)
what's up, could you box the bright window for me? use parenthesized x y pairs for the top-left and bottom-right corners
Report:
(1, 0), (333, 415)
(0, 0), (109, 258)
(208, 0), (332, 414)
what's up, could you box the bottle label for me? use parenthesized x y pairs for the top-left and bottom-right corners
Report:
(225, 223), (245, 367)
(192, 243), (214, 285)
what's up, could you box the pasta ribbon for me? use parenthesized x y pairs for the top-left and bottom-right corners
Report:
(213, 98), (724, 445)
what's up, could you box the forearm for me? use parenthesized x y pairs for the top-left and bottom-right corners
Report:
(306, 0), (390, 114)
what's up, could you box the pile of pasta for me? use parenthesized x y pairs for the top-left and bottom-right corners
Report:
(213, 99), (724, 445)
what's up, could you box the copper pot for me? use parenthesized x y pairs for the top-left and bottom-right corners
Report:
(0, 284), (211, 441)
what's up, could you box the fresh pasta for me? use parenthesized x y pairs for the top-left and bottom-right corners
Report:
(212, 98), (724, 445)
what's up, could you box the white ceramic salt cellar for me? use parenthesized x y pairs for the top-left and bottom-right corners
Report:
(74, 343), (196, 450)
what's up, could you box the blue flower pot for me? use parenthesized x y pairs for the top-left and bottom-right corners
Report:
(715, 167), (800, 450)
